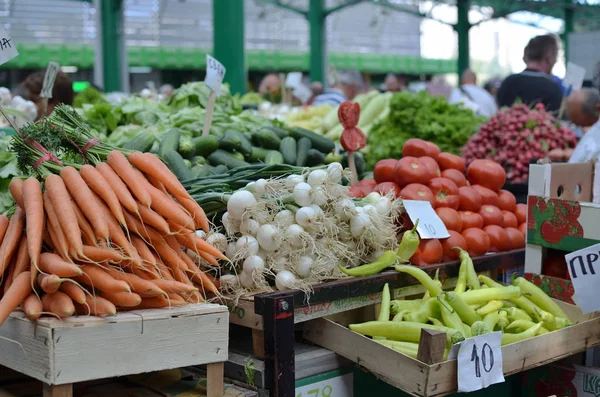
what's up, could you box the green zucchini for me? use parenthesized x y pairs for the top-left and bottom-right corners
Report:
(164, 150), (193, 181)
(123, 132), (155, 152)
(306, 149), (326, 166)
(208, 149), (251, 169)
(261, 126), (290, 139)
(296, 137), (312, 166)
(265, 150), (284, 165)
(159, 128), (181, 158)
(191, 135), (219, 157)
(290, 127), (335, 154)
(253, 129), (281, 150)
(219, 130), (252, 157)
(279, 137), (297, 165)
(250, 146), (270, 162)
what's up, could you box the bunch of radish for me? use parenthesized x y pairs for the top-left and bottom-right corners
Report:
(217, 163), (402, 292)
(462, 103), (577, 183)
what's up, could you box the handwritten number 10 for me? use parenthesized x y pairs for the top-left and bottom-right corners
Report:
(471, 343), (494, 378)
(424, 223), (436, 236)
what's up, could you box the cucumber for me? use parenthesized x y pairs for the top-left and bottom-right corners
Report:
(212, 165), (229, 174)
(159, 128), (181, 158)
(265, 150), (284, 165)
(123, 132), (155, 152)
(230, 151), (245, 161)
(250, 146), (270, 162)
(164, 150), (193, 181)
(261, 126), (290, 139)
(219, 130), (252, 157)
(191, 165), (211, 178)
(279, 137), (297, 165)
(191, 135), (219, 157)
(208, 149), (251, 169)
(253, 129), (281, 150)
(306, 149), (326, 166)
(179, 137), (195, 158)
(296, 137), (312, 166)
(290, 127), (335, 154)
(191, 155), (206, 165)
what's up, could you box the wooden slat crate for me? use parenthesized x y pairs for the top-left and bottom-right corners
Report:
(0, 303), (229, 397)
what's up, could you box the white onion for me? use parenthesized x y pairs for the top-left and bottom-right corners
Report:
(274, 209), (294, 226)
(206, 232), (228, 253)
(254, 179), (267, 195)
(309, 204), (325, 217)
(219, 274), (239, 290)
(375, 197), (392, 215)
(312, 186), (328, 206)
(240, 218), (260, 236)
(239, 271), (254, 288)
(246, 181), (256, 192)
(243, 255), (265, 274)
(222, 212), (232, 233)
(293, 183), (313, 206)
(335, 198), (355, 221)
(307, 169), (328, 186)
(350, 213), (371, 237)
(227, 191), (257, 220)
(271, 254), (289, 272)
(275, 270), (297, 291)
(236, 235), (260, 258)
(195, 230), (207, 239)
(295, 207), (316, 229)
(256, 224), (281, 251)
(327, 162), (343, 183)
(285, 174), (304, 189)
(286, 224), (305, 247)
(364, 192), (381, 204)
(226, 242), (237, 259)
(355, 206), (365, 214)
(363, 204), (377, 217)
(296, 256), (313, 278)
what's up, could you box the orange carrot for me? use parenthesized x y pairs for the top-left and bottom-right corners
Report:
(146, 174), (169, 195)
(76, 265), (131, 293)
(172, 265), (194, 287)
(174, 230), (226, 260)
(122, 210), (161, 242)
(137, 296), (186, 309)
(0, 208), (24, 276)
(128, 152), (190, 199)
(42, 292), (75, 318)
(8, 178), (24, 209)
(38, 274), (62, 294)
(43, 193), (69, 259)
(104, 268), (165, 297)
(151, 278), (198, 294)
(81, 245), (124, 263)
(39, 253), (83, 277)
(154, 257), (175, 281)
(175, 195), (209, 232)
(185, 264), (219, 295)
(59, 282), (87, 304)
(71, 199), (97, 247)
(0, 215), (9, 243)
(22, 178), (44, 274)
(12, 238), (30, 278)
(107, 151), (152, 207)
(3, 260), (14, 294)
(0, 271), (31, 325)
(80, 295), (116, 316)
(45, 175), (83, 257)
(95, 162), (138, 213)
(101, 290), (142, 307)
(152, 237), (187, 271)
(80, 164), (127, 226)
(146, 183), (194, 230)
(131, 266), (159, 280)
(167, 293), (186, 303)
(130, 236), (156, 266)
(136, 204), (171, 235)
(23, 293), (43, 320)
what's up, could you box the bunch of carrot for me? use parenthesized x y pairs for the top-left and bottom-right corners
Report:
(0, 150), (225, 326)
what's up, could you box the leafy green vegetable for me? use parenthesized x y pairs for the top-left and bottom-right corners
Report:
(0, 137), (19, 214)
(73, 86), (108, 109)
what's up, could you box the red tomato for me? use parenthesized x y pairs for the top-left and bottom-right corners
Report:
(373, 182), (401, 198)
(428, 177), (460, 210)
(441, 169), (467, 187)
(402, 138), (441, 160)
(400, 183), (436, 207)
(514, 203), (527, 224)
(479, 205), (504, 226)
(497, 189), (517, 212)
(467, 159), (507, 192)
(459, 211), (484, 229)
(502, 210), (518, 228)
(437, 152), (466, 172)
(518, 223), (527, 236)
(348, 185), (365, 198)
(472, 185), (500, 207)
(373, 159), (398, 184)
(410, 238), (443, 266)
(505, 227), (525, 249)
(462, 228), (490, 257)
(458, 186), (483, 212)
(435, 207), (462, 232)
(542, 254), (567, 278)
(394, 157), (434, 187)
(420, 156), (441, 177)
(440, 230), (468, 261)
(483, 225), (511, 252)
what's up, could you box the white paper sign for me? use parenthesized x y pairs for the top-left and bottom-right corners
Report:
(402, 200), (450, 239)
(295, 372), (353, 397)
(565, 242), (600, 314)
(205, 54), (226, 97)
(0, 26), (18, 66)
(293, 84), (313, 104)
(457, 332), (504, 393)
(285, 72), (302, 89)
(563, 62), (586, 96)
(40, 62), (60, 99)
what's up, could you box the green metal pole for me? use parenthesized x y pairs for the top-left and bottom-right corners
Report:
(213, 0), (246, 95)
(100, 0), (122, 92)
(563, 5), (574, 63)
(308, 0), (326, 84)
(455, 0), (471, 77)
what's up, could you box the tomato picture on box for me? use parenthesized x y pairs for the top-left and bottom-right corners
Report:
(525, 272), (575, 305)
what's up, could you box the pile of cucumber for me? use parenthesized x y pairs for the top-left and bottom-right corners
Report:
(160, 126), (341, 181)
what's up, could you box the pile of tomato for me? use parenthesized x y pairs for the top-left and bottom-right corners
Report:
(356, 138), (527, 266)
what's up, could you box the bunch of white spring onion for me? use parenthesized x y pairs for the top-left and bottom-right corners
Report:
(214, 163), (402, 293)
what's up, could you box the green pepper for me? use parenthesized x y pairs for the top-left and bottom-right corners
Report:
(471, 321), (491, 336)
(476, 300), (504, 316)
(497, 311), (509, 330)
(502, 307), (532, 322)
(395, 265), (442, 297)
(483, 311), (501, 331)
(513, 277), (569, 320)
(462, 323), (472, 338)
(439, 297), (467, 338)
(459, 286), (521, 305)
(397, 220), (420, 262)
(428, 317), (445, 327)
(349, 320), (463, 346)
(376, 340), (419, 359)
(506, 319), (537, 332)
(479, 275), (544, 318)
(406, 298), (440, 324)
(339, 250), (397, 277)
(378, 283), (391, 322)
(392, 309), (410, 322)
(423, 270), (442, 300)
(454, 248), (469, 293)
(501, 323), (543, 345)
(441, 291), (482, 326)
(390, 299), (422, 316)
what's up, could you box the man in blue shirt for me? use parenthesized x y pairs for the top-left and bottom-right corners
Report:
(312, 69), (364, 106)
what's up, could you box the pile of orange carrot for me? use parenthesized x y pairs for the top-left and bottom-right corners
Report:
(0, 150), (224, 325)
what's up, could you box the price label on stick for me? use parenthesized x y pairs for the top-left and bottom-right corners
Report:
(563, 62), (586, 96)
(402, 200), (450, 239)
(0, 25), (18, 66)
(457, 332), (504, 393)
(293, 84), (313, 105)
(204, 54), (225, 97)
(565, 242), (600, 314)
(285, 72), (302, 89)
(40, 62), (60, 99)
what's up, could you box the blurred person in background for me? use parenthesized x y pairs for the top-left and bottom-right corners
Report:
(484, 78), (502, 99)
(308, 81), (324, 105)
(449, 69), (497, 118)
(312, 69), (364, 106)
(159, 84), (174, 98)
(258, 73), (281, 96)
(497, 34), (562, 112)
(20, 70), (74, 120)
(426, 76), (452, 99)
(384, 73), (406, 92)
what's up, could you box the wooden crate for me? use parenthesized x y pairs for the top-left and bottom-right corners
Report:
(0, 303), (229, 397)
(303, 300), (600, 397)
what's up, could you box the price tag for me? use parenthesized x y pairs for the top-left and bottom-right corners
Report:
(563, 62), (586, 96)
(295, 372), (353, 397)
(327, 66), (338, 86)
(40, 62), (60, 99)
(0, 25), (18, 65)
(565, 242), (600, 314)
(457, 332), (504, 393)
(204, 54), (226, 97)
(285, 72), (303, 89)
(293, 84), (313, 105)
(402, 200), (450, 239)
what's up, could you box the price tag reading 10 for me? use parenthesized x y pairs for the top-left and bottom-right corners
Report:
(402, 200), (450, 239)
(457, 332), (504, 393)
(205, 54), (226, 97)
